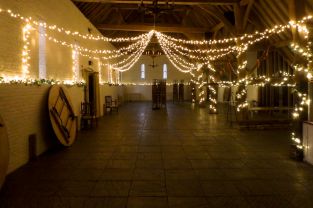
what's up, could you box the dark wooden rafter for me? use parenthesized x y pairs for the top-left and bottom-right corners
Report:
(197, 5), (236, 35)
(123, 10), (135, 23)
(97, 23), (216, 33)
(82, 3), (97, 16)
(265, 1), (288, 24)
(234, 3), (244, 34)
(183, 33), (205, 40)
(289, 0), (306, 42)
(189, 8), (211, 28)
(307, 1), (313, 13)
(259, 1), (285, 24)
(194, 6), (219, 26)
(248, 2), (295, 65)
(88, 4), (103, 17)
(233, 0), (256, 34)
(242, 0), (254, 30)
(180, 7), (191, 25)
(258, 1), (291, 41)
(91, 4), (111, 21)
(73, 0), (241, 5)
(116, 8), (125, 23)
(251, 3), (270, 30)
(211, 22), (224, 32)
(90, 4), (105, 20)
(171, 13), (183, 24)
(99, 7), (114, 22)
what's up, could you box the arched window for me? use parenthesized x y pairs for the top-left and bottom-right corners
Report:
(163, 64), (167, 79)
(140, 64), (145, 79)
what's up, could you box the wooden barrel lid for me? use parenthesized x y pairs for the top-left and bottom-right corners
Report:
(48, 85), (77, 146)
(0, 115), (9, 189)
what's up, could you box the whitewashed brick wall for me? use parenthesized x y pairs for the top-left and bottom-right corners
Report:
(0, 0), (119, 173)
(122, 55), (191, 84)
(0, 85), (84, 173)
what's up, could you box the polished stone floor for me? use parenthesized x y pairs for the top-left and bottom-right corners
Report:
(1, 102), (313, 208)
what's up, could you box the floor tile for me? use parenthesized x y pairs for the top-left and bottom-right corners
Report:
(168, 197), (209, 208)
(130, 181), (166, 196)
(91, 181), (131, 196)
(166, 180), (204, 196)
(127, 197), (168, 208)
(85, 197), (128, 208)
(133, 169), (165, 181)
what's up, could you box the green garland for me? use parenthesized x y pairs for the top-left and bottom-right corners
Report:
(0, 77), (85, 87)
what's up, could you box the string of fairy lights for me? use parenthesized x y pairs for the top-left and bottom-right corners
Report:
(0, 5), (313, 155)
(21, 24), (32, 77)
(1, 6), (312, 77)
(288, 34), (313, 152)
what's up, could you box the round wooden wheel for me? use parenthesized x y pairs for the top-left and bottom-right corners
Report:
(48, 85), (77, 146)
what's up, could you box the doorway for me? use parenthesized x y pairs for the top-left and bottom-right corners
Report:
(88, 73), (95, 104)
(83, 69), (100, 117)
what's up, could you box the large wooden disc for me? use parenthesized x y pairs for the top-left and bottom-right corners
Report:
(48, 85), (77, 146)
(0, 115), (9, 189)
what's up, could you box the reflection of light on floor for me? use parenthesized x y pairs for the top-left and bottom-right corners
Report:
(208, 115), (218, 123)
(191, 103), (195, 110)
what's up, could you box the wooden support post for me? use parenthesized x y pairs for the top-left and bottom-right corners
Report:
(208, 83), (218, 114)
(308, 81), (313, 122)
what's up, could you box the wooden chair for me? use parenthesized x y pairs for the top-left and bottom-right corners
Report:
(105, 96), (118, 114)
(80, 102), (97, 129)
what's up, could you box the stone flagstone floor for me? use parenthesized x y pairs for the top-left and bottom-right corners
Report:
(1, 102), (313, 208)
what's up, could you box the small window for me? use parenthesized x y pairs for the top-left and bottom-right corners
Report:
(140, 64), (145, 79)
(163, 64), (167, 79)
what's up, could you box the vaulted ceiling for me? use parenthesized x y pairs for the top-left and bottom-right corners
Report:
(72, 0), (313, 62)
(72, 0), (311, 36)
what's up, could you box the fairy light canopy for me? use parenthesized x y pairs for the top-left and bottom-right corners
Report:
(1, 1), (313, 140)
(1, 0), (313, 86)
(69, 0), (313, 76)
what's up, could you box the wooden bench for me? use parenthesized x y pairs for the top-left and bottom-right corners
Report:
(238, 119), (292, 130)
(248, 106), (293, 118)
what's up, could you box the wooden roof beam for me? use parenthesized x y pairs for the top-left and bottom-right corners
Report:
(73, 0), (240, 5)
(234, 3), (244, 34)
(197, 5), (236, 35)
(242, 0), (254, 30)
(233, 0), (254, 34)
(211, 22), (224, 32)
(272, 39), (293, 48)
(97, 23), (216, 33)
(289, 0), (306, 42)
